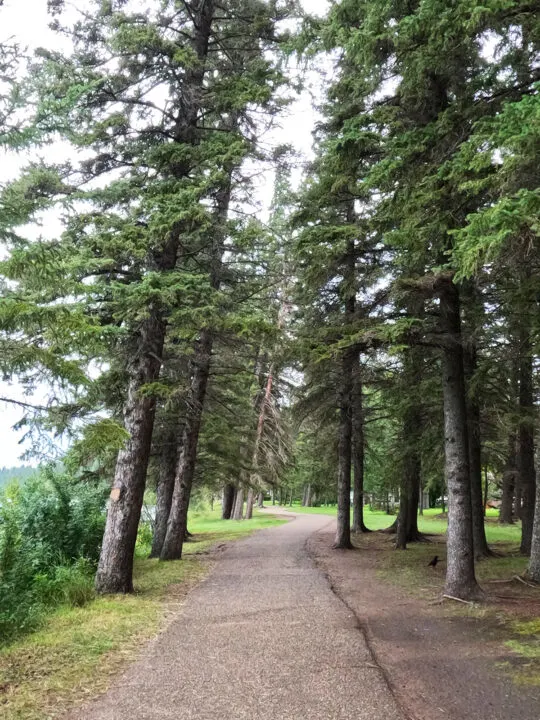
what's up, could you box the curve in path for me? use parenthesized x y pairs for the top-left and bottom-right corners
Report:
(71, 512), (404, 720)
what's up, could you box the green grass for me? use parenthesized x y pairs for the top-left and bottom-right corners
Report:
(188, 508), (285, 536)
(505, 618), (540, 685)
(0, 508), (286, 720)
(289, 503), (522, 543)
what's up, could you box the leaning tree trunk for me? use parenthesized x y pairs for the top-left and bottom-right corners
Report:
(222, 483), (236, 520)
(464, 343), (491, 559)
(518, 326), (536, 556)
(150, 417), (182, 558)
(439, 280), (482, 600)
(160, 126), (233, 560)
(160, 329), (214, 560)
(352, 357), (369, 533)
(95, 312), (167, 593)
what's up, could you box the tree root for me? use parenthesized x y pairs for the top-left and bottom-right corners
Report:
(513, 575), (538, 588)
(442, 594), (476, 605)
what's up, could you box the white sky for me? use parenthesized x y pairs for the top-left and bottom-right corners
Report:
(0, 0), (329, 466)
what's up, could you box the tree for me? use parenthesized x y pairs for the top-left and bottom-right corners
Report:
(2, 0), (296, 591)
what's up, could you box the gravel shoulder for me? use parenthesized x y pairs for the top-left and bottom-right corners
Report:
(308, 521), (540, 720)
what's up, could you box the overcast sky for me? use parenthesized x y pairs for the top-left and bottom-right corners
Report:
(0, 0), (329, 467)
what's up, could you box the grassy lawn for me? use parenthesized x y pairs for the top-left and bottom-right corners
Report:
(288, 503), (522, 544)
(0, 509), (285, 720)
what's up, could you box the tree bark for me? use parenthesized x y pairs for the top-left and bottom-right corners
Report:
(160, 328), (214, 560)
(527, 468), (540, 582)
(334, 229), (356, 550)
(500, 436), (517, 524)
(246, 363), (274, 520)
(335, 344), (354, 550)
(245, 488), (255, 519)
(396, 345), (423, 549)
(352, 357), (370, 533)
(150, 417), (181, 558)
(439, 281), (482, 600)
(232, 486), (244, 520)
(221, 483), (235, 519)
(518, 326), (536, 555)
(96, 312), (167, 593)
(464, 344), (491, 559)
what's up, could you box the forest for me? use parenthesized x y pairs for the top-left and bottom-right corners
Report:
(0, 0), (539, 693)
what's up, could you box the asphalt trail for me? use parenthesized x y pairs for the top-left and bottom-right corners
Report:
(71, 513), (403, 720)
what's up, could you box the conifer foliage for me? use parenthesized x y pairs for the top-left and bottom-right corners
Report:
(1, 0), (540, 604)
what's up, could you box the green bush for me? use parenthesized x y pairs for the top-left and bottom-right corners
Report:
(136, 521), (154, 556)
(0, 469), (107, 643)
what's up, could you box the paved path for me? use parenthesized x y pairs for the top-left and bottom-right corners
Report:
(73, 513), (404, 720)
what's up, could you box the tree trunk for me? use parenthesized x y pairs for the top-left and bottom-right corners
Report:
(150, 418), (181, 558)
(335, 343), (354, 549)
(500, 436), (517, 524)
(439, 281), (482, 600)
(352, 358), (369, 533)
(518, 327), (536, 555)
(222, 483), (235, 520)
(396, 347), (423, 549)
(334, 230), (356, 550)
(257, 491), (264, 508)
(245, 488), (255, 519)
(305, 483), (312, 507)
(464, 344), (491, 559)
(160, 328), (214, 560)
(396, 441), (422, 548)
(527, 470), (540, 582)
(232, 486), (244, 520)
(396, 484), (410, 550)
(96, 313), (167, 593)
(483, 467), (489, 517)
(409, 475), (421, 533)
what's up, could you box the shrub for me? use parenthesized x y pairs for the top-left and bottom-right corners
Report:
(136, 521), (154, 556)
(0, 469), (107, 643)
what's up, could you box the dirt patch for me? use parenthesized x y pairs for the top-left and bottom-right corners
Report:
(309, 529), (540, 720)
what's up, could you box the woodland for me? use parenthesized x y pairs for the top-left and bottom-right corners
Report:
(0, 0), (539, 656)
